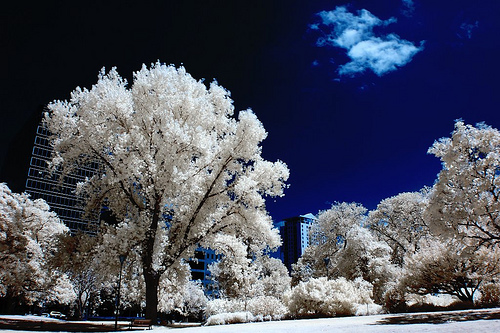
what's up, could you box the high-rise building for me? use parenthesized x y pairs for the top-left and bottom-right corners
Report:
(25, 124), (100, 234)
(272, 213), (317, 272)
(189, 248), (222, 297)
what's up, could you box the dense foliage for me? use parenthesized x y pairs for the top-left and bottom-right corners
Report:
(44, 63), (289, 320)
(0, 184), (73, 311)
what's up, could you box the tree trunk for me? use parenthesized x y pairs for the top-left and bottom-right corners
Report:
(142, 196), (161, 322)
(144, 272), (160, 322)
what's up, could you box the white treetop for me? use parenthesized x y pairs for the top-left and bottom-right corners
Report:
(427, 121), (500, 247)
(44, 63), (289, 319)
(367, 190), (430, 266)
(0, 183), (73, 306)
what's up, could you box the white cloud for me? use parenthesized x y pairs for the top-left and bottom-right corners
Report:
(313, 6), (423, 77)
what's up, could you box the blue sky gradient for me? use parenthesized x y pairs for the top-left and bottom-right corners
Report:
(2, 0), (500, 221)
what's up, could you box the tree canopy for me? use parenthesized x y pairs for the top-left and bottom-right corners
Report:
(0, 183), (72, 310)
(427, 121), (500, 248)
(44, 63), (289, 320)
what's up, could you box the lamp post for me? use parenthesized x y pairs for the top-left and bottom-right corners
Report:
(114, 254), (126, 330)
(323, 257), (330, 279)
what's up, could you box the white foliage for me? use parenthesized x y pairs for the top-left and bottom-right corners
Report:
(44, 63), (289, 316)
(246, 296), (288, 319)
(402, 238), (500, 303)
(205, 296), (286, 323)
(158, 279), (207, 316)
(285, 277), (375, 317)
(294, 202), (394, 303)
(205, 298), (243, 317)
(0, 183), (72, 305)
(205, 312), (255, 326)
(210, 251), (290, 301)
(427, 121), (500, 248)
(406, 293), (459, 308)
(367, 190), (430, 266)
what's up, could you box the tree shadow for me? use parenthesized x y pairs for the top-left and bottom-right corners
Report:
(376, 309), (500, 325)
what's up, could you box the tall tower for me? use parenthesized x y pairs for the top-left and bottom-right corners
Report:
(25, 124), (99, 233)
(273, 213), (317, 272)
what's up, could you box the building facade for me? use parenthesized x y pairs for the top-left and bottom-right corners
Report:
(272, 213), (317, 272)
(25, 124), (100, 234)
(188, 248), (222, 297)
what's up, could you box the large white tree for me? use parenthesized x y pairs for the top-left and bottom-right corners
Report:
(367, 190), (430, 266)
(427, 121), (500, 248)
(44, 63), (289, 320)
(0, 183), (73, 311)
(401, 238), (500, 303)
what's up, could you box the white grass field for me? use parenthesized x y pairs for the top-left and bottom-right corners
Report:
(2, 308), (500, 333)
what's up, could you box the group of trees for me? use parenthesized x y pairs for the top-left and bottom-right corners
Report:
(291, 121), (500, 315)
(0, 183), (74, 313)
(2, 61), (500, 322)
(1, 63), (289, 321)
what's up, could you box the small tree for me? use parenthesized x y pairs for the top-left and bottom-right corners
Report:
(45, 63), (289, 320)
(0, 183), (74, 311)
(51, 232), (107, 319)
(210, 251), (290, 301)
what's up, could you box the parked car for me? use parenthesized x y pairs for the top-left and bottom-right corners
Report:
(50, 311), (66, 319)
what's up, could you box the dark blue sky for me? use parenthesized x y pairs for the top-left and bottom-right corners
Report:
(2, 0), (500, 221)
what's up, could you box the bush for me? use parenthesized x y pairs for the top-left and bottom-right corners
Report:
(206, 312), (254, 325)
(284, 277), (375, 318)
(205, 299), (243, 317)
(383, 285), (407, 313)
(205, 296), (287, 324)
(247, 296), (287, 319)
(479, 283), (500, 307)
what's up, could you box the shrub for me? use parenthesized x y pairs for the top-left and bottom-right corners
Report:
(247, 296), (287, 319)
(383, 285), (407, 313)
(205, 299), (243, 317)
(284, 277), (375, 318)
(205, 296), (287, 324)
(479, 283), (500, 307)
(205, 312), (254, 325)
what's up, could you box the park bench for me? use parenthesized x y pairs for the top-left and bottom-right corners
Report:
(129, 319), (153, 330)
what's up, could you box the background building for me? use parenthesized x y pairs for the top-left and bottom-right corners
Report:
(25, 124), (100, 233)
(272, 213), (317, 272)
(188, 248), (222, 298)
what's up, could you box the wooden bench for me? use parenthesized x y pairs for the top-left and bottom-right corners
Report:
(129, 319), (153, 330)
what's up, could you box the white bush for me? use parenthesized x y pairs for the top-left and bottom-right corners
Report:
(205, 298), (243, 317)
(406, 293), (459, 307)
(285, 277), (375, 318)
(206, 312), (254, 325)
(354, 303), (384, 316)
(247, 296), (287, 319)
(205, 296), (287, 324)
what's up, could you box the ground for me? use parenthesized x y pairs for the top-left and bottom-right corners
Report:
(1, 308), (500, 332)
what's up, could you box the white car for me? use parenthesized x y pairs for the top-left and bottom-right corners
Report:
(49, 311), (66, 319)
